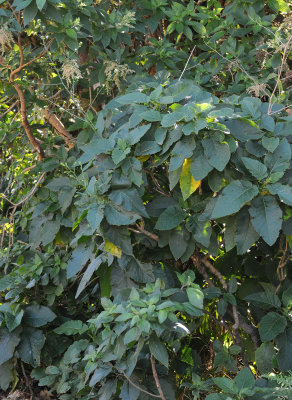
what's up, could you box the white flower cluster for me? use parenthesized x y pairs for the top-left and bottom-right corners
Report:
(62, 59), (82, 85)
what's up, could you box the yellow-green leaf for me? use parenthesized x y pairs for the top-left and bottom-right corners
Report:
(104, 240), (122, 258)
(137, 155), (150, 163)
(180, 159), (201, 200)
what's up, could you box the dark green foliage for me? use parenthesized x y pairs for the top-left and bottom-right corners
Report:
(0, 0), (292, 399)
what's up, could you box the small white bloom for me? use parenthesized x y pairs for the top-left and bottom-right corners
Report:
(62, 59), (82, 85)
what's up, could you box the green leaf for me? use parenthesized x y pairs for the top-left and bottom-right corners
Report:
(255, 342), (275, 374)
(121, 157), (142, 186)
(275, 328), (292, 371)
(190, 143), (213, 180)
(202, 137), (230, 171)
(98, 264), (112, 297)
(54, 320), (88, 335)
(140, 110), (161, 122)
(169, 138), (195, 172)
(0, 328), (20, 366)
(0, 361), (14, 391)
(120, 381), (140, 400)
(161, 112), (184, 128)
(46, 177), (73, 191)
(109, 189), (148, 218)
(260, 115), (275, 132)
(211, 180), (259, 219)
(186, 285), (204, 309)
(264, 138), (291, 178)
(262, 136), (279, 152)
(205, 395), (224, 400)
(124, 327), (140, 344)
(234, 367), (255, 392)
(18, 327), (45, 366)
(180, 158), (201, 200)
(149, 334), (169, 368)
(23, 305), (56, 327)
(213, 377), (234, 393)
(267, 183), (292, 206)
(169, 166), (182, 190)
(89, 366), (112, 386)
(5, 310), (24, 332)
(87, 203), (104, 232)
(39, 220), (60, 246)
(282, 286), (292, 308)
(244, 291), (281, 310)
(104, 203), (140, 226)
(235, 208), (259, 254)
(241, 97), (261, 118)
(242, 157), (268, 180)
(135, 141), (161, 156)
(155, 205), (186, 230)
(224, 119), (264, 141)
(259, 312), (287, 342)
(186, 215), (212, 248)
(58, 187), (76, 214)
(67, 243), (92, 279)
(81, 138), (115, 156)
(249, 195), (282, 246)
(169, 229), (188, 260)
(13, 0), (34, 11)
(190, 21), (206, 35)
(126, 124), (152, 146)
(116, 92), (149, 105)
(75, 256), (102, 299)
(36, 0), (46, 10)
(66, 28), (77, 40)
(23, 1), (38, 26)
(268, 0), (290, 12)
(124, 256), (154, 283)
(98, 379), (117, 400)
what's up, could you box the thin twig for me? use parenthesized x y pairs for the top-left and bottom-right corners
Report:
(191, 255), (215, 287)
(150, 169), (171, 197)
(129, 219), (159, 241)
(21, 362), (33, 397)
(202, 309), (236, 343)
(150, 354), (166, 400)
(232, 304), (239, 330)
(0, 100), (18, 118)
(179, 45), (196, 80)
(114, 366), (161, 398)
(275, 238), (290, 294)
(268, 36), (292, 115)
(201, 255), (227, 290)
(1, 172), (46, 207)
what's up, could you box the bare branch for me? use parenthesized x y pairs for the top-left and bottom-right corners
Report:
(150, 354), (166, 400)
(114, 366), (161, 398)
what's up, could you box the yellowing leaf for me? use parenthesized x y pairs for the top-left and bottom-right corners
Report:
(104, 240), (122, 258)
(180, 159), (201, 200)
(137, 155), (150, 163)
(287, 235), (292, 249)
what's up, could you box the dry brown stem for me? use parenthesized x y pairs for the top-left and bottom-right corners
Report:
(8, 34), (53, 160)
(43, 109), (75, 148)
(201, 255), (228, 290)
(114, 366), (161, 398)
(275, 239), (290, 294)
(150, 354), (166, 400)
(129, 219), (159, 241)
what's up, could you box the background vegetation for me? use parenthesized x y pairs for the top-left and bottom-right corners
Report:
(0, 0), (292, 399)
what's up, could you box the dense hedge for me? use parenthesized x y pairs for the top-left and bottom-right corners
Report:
(0, 1), (292, 399)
